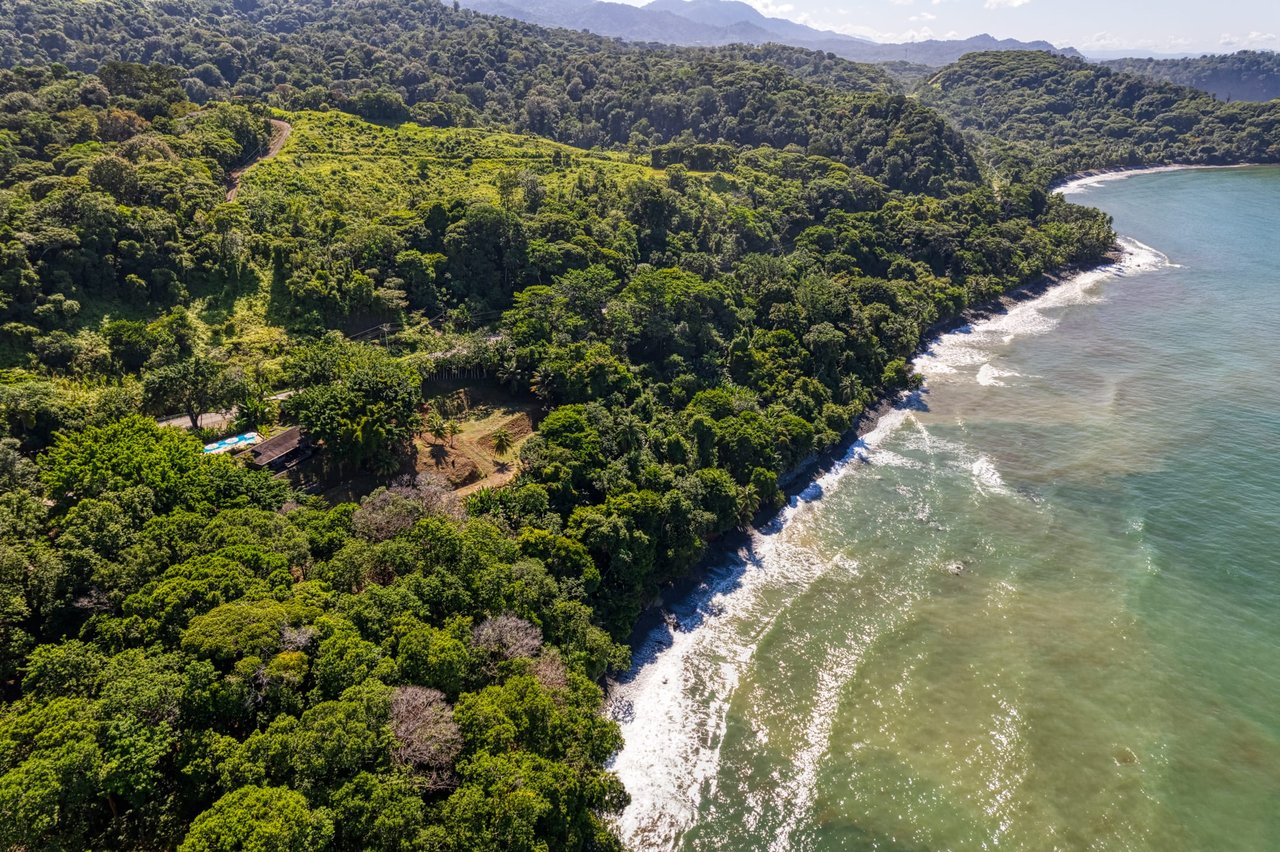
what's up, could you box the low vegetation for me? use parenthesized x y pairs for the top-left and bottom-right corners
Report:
(1, 2), (1266, 850)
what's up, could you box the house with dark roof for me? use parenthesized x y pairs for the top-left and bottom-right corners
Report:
(239, 427), (313, 473)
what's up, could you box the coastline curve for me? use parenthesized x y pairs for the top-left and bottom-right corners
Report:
(605, 235), (1168, 851)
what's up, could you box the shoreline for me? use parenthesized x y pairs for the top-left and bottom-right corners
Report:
(618, 161), (1280, 646)
(1052, 162), (1265, 195)
(781, 248), (1125, 492)
(605, 235), (1154, 845)
(613, 242), (1128, 662)
(606, 166), (1280, 852)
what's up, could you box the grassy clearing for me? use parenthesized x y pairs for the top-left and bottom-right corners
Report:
(236, 110), (666, 217)
(416, 383), (540, 493)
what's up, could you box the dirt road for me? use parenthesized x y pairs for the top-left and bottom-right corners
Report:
(226, 118), (292, 201)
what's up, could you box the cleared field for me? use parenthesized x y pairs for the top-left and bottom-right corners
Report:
(414, 384), (540, 494)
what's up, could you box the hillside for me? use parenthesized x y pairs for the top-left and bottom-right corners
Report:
(0, 0), (898, 127)
(1101, 50), (1280, 102)
(1, 5), (1270, 852)
(919, 51), (1280, 182)
(0, 38), (1120, 850)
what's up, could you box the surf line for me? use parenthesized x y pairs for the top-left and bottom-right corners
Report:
(605, 233), (1170, 851)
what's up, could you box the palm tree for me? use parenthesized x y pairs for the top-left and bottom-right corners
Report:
(427, 412), (446, 446)
(491, 428), (513, 458)
(445, 420), (461, 448)
(497, 356), (522, 394)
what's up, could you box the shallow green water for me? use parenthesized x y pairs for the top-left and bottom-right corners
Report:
(608, 166), (1280, 851)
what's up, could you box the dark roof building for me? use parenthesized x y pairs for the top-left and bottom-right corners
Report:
(240, 427), (311, 472)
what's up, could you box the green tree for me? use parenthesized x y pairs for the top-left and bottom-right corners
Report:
(143, 356), (243, 430)
(427, 413), (447, 446)
(39, 415), (289, 513)
(282, 339), (421, 472)
(491, 428), (513, 458)
(180, 598), (291, 664)
(179, 786), (334, 852)
(0, 698), (106, 852)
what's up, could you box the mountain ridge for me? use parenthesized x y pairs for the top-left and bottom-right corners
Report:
(457, 0), (1083, 65)
(1100, 50), (1280, 102)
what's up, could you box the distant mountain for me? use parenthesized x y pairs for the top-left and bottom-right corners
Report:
(457, 0), (1083, 66)
(1100, 51), (1280, 102)
(644, 0), (870, 45)
(461, 0), (736, 44)
(812, 33), (1084, 66)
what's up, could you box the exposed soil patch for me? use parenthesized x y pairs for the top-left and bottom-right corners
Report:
(414, 386), (540, 495)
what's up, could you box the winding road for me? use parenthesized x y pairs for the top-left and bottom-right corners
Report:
(226, 118), (292, 201)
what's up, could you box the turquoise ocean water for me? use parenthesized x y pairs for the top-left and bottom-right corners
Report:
(608, 166), (1280, 851)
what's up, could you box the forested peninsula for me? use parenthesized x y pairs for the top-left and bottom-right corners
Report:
(1102, 50), (1280, 104)
(0, 2), (1275, 849)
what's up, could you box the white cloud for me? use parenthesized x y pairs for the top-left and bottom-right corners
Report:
(909, 11), (937, 22)
(1081, 31), (1121, 49)
(830, 21), (960, 43)
(740, 0), (797, 17)
(1219, 31), (1278, 48)
(983, 0), (1030, 8)
(1082, 30), (1221, 54)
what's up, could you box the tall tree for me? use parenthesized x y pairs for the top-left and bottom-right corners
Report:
(282, 338), (422, 473)
(142, 356), (243, 430)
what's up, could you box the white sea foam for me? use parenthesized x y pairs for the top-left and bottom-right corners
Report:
(610, 402), (1018, 848)
(1055, 164), (1248, 197)
(607, 405), (922, 849)
(606, 536), (840, 849)
(976, 363), (1020, 386)
(971, 454), (1009, 493)
(914, 237), (1168, 387)
(1057, 166), (1186, 196)
(609, 234), (1169, 850)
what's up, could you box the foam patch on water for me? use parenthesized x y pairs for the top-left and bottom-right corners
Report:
(915, 238), (1168, 387)
(977, 364), (1020, 386)
(971, 454), (1009, 493)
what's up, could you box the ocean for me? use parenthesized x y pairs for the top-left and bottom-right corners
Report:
(607, 166), (1280, 851)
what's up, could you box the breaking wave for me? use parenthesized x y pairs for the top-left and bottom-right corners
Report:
(606, 234), (1167, 851)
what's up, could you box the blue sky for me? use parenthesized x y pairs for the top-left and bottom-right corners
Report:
(618, 0), (1280, 54)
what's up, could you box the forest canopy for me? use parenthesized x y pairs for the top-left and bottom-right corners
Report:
(0, 2), (1266, 850)
(1101, 50), (1280, 103)
(918, 51), (1280, 183)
